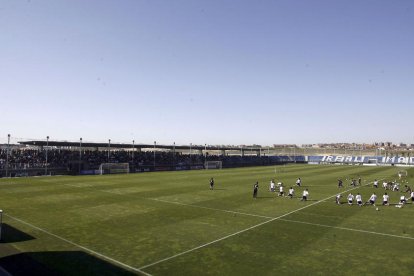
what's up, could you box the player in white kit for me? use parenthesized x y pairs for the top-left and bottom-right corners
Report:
(355, 193), (363, 206)
(288, 187), (294, 199)
(347, 193), (354, 205)
(382, 193), (389, 206)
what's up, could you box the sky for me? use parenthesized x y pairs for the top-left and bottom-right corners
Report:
(1, 0), (413, 146)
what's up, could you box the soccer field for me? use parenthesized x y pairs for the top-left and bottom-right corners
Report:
(0, 165), (413, 275)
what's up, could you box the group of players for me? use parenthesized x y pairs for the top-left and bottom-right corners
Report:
(209, 176), (311, 201)
(210, 173), (414, 207)
(253, 178), (309, 201)
(337, 190), (414, 207)
(336, 176), (414, 207)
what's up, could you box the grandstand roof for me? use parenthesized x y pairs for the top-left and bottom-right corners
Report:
(18, 140), (260, 151)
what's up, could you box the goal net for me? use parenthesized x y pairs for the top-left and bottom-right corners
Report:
(205, 161), (222, 170)
(398, 170), (408, 179)
(99, 163), (130, 175)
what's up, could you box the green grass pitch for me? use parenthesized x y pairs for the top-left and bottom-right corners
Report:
(0, 164), (413, 275)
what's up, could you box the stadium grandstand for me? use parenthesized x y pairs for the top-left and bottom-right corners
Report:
(0, 139), (413, 177)
(0, 140), (296, 177)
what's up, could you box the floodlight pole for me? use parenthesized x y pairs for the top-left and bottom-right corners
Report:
(173, 142), (176, 168)
(190, 143), (192, 166)
(79, 138), (82, 175)
(153, 141), (156, 169)
(0, 209), (3, 241)
(108, 139), (111, 162)
(45, 136), (49, 176)
(132, 140), (135, 162)
(6, 134), (10, 178)
(294, 147), (296, 163)
(204, 143), (207, 160)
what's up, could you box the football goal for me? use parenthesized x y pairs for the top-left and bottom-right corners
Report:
(398, 170), (408, 179)
(205, 161), (222, 170)
(99, 163), (130, 175)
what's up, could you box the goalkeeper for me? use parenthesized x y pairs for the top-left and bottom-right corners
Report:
(209, 178), (214, 190)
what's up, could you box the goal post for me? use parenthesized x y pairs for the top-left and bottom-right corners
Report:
(99, 163), (130, 175)
(204, 161), (222, 170)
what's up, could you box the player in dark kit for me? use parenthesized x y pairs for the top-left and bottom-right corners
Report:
(209, 178), (214, 190)
(338, 179), (343, 188)
(351, 179), (357, 187)
(253, 182), (259, 198)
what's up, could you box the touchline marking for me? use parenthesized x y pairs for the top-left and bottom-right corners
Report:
(4, 214), (152, 276)
(139, 182), (370, 270)
(279, 218), (414, 240)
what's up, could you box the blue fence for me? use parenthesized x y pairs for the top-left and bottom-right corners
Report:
(308, 155), (414, 165)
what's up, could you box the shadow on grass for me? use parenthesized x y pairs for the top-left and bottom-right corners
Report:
(0, 252), (57, 276)
(0, 223), (35, 243)
(0, 251), (137, 276)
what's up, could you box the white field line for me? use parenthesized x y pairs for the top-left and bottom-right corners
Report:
(0, 266), (12, 276)
(72, 184), (273, 220)
(139, 182), (371, 270)
(147, 179), (386, 222)
(152, 199), (414, 241)
(278, 218), (414, 240)
(151, 198), (273, 219)
(63, 183), (85, 188)
(4, 214), (152, 276)
(64, 179), (382, 270)
(149, 182), (414, 240)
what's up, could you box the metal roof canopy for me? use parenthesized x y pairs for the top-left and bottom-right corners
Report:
(17, 141), (259, 151)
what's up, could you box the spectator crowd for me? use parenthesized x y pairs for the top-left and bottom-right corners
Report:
(0, 148), (293, 174)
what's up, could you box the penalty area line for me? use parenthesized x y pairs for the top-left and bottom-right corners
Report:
(4, 214), (152, 276)
(139, 183), (367, 270)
